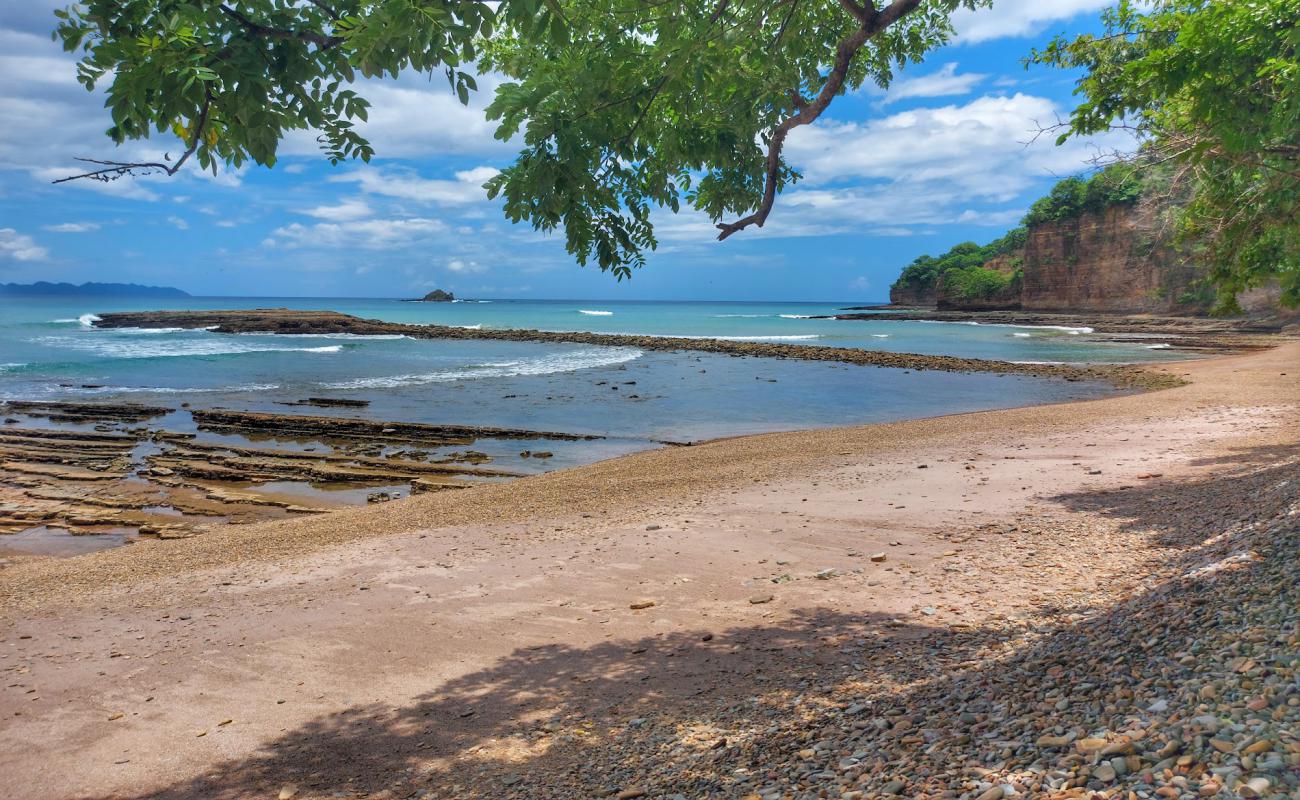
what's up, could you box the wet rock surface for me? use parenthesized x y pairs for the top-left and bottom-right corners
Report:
(93, 309), (1188, 390)
(0, 401), (591, 555)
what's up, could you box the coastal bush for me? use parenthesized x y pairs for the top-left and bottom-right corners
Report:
(1023, 165), (1145, 226)
(892, 227), (1026, 295)
(942, 266), (1021, 302)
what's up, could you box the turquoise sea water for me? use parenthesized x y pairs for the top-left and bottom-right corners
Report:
(0, 296), (1184, 456)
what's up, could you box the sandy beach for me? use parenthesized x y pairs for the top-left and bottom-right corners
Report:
(1, 341), (1296, 800)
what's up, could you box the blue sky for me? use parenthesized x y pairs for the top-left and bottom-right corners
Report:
(0, 1), (1123, 300)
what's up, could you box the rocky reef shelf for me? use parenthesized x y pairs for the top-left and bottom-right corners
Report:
(93, 308), (1186, 390)
(826, 307), (1290, 351)
(0, 400), (602, 556)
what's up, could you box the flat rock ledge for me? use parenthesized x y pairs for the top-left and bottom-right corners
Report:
(93, 309), (1184, 391)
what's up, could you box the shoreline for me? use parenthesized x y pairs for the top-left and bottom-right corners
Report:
(0, 342), (1295, 798)
(0, 340), (1291, 609)
(92, 308), (1196, 390)
(826, 306), (1294, 351)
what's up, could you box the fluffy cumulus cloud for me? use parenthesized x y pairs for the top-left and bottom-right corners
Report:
(788, 93), (1097, 192)
(951, 0), (1114, 44)
(651, 92), (1118, 247)
(278, 76), (514, 160)
(301, 199), (374, 222)
(446, 258), (487, 274)
(267, 218), (448, 250)
(882, 63), (987, 104)
(333, 166), (499, 206)
(44, 222), (100, 233)
(0, 228), (48, 262)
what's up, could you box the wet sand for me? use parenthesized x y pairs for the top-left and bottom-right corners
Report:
(0, 342), (1296, 799)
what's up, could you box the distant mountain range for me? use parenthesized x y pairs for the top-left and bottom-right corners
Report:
(0, 281), (190, 298)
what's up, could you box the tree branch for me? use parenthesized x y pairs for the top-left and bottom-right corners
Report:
(52, 90), (213, 185)
(218, 4), (343, 50)
(717, 0), (920, 240)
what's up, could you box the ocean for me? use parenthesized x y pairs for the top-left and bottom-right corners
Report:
(0, 295), (1186, 464)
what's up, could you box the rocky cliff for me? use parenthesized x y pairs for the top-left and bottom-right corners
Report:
(1019, 199), (1207, 314)
(888, 284), (936, 306)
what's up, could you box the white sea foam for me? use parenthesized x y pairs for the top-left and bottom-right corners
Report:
(75, 382), (282, 394)
(246, 332), (412, 340)
(707, 334), (821, 342)
(1146, 343), (1172, 349)
(321, 347), (643, 389)
(778, 314), (813, 319)
(870, 334), (890, 339)
(0, 362), (26, 372)
(78, 313), (101, 328)
(1012, 332), (1032, 338)
(455, 324), (483, 330)
(32, 335), (344, 359)
(1015, 324), (1094, 335)
(113, 327), (190, 335)
(578, 309), (614, 316)
(913, 319), (1094, 335)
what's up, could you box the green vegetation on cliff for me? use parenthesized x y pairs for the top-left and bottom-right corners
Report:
(1032, 0), (1298, 308)
(892, 227), (1025, 300)
(1022, 164), (1145, 226)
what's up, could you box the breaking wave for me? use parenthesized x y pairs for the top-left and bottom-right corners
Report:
(321, 347), (643, 389)
(32, 335), (344, 359)
(578, 309), (614, 316)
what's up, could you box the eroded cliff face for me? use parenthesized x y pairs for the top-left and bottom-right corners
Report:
(1020, 200), (1206, 314)
(888, 284), (937, 307)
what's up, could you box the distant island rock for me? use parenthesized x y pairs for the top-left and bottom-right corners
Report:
(0, 281), (190, 298)
(414, 289), (455, 302)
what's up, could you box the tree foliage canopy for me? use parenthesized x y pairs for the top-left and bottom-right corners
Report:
(1031, 0), (1300, 309)
(891, 226), (1024, 295)
(54, 0), (985, 277)
(1022, 164), (1145, 227)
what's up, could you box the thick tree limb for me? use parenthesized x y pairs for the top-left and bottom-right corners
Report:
(716, 0), (922, 241)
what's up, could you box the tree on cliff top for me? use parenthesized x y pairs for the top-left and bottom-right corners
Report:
(1032, 0), (1300, 309)
(53, 0), (985, 278)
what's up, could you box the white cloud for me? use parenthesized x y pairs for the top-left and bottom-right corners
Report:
(279, 76), (514, 160)
(652, 92), (1121, 247)
(333, 165), (498, 206)
(0, 228), (48, 261)
(850, 276), (872, 291)
(786, 93), (1117, 197)
(269, 217), (448, 250)
(30, 166), (161, 202)
(44, 222), (100, 233)
(882, 63), (987, 104)
(301, 199), (373, 222)
(951, 0), (1113, 44)
(167, 215), (189, 230)
(446, 258), (487, 274)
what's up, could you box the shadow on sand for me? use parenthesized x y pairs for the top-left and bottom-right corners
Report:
(118, 445), (1299, 799)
